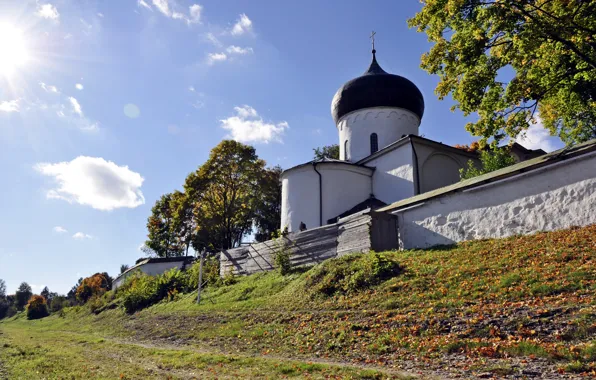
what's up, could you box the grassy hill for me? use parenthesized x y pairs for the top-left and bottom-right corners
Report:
(1, 225), (596, 379)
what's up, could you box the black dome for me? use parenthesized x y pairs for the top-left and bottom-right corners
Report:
(331, 51), (425, 123)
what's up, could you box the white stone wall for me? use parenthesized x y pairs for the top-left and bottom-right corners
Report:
(338, 107), (420, 162)
(364, 143), (416, 204)
(395, 153), (596, 249)
(281, 163), (373, 232)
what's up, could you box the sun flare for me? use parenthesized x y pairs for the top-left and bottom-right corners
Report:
(0, 23), (30, 77)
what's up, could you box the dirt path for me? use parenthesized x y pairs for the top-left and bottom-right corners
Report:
(108, 336), (426, 379)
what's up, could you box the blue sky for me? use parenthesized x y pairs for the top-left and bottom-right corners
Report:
(0, 0), (563, 294)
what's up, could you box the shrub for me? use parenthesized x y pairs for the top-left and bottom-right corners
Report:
(274, 247), (292, 275)
(120, 268), (188, 314)
(49, 296), (68, 313)
(305, 252), (403, 296)
(26, 295), (49, 320)
(76, 273), (110, 303)
(185, 257), (221, 289)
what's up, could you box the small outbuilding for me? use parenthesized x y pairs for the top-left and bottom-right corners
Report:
(112, 256), (195, 290)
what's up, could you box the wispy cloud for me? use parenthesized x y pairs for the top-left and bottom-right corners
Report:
(145, 0), (202, 24)
(40, 82), (60, 94)
(138, 0), (153, 11)
(68, 97), (83, 116)
(231, 14), (252, 36)
(226, 45), (253, 55)
(0, 100), (19, 113)
(36, 4), (60, 20)
(75, 83), (84, 90)
(72, 232), (93, 240)
(220, 105), (288, 144)
(204, 32), (222, 47)
(35, 156), (145, 211)
(53, 226), (68, 233)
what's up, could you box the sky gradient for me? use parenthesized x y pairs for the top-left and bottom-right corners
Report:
(0, 0), (563, 294)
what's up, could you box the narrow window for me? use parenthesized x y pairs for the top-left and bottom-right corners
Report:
(370, 133), (378, 154)
(344, 140), (349, 160)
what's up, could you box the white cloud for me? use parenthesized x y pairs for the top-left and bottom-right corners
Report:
(138, 0), (153, 11)
(226, 45), (253, 55)
(0, 100), (19, 112)
(205, 32), (222, 47)
(40, 82), (60, 94)
(231, 14), (252, 35)
(188, 4), (202, 24)
(188, 86), (195, 92)
(75, 83), (84, 90)
(515, 115), (562, 153)
(220, 105), (288, 144)
(68, 97), (83, 116)
(53, 226), (68, 233)
(207, 52), (227, 64)
(36, 4), (60, 20)
(97, 13), (104, 18)
(72, 232), (93, 240)
(35, 156), (145, 211)
(152, 0), (171, 16)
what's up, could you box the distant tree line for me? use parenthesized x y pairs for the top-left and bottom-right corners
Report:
(0, 272), (113, 320)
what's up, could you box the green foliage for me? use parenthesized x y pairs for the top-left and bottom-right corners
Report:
(76, 273), (110, 303)
(274, 240), (292, 276)
(145, 193), (186, 258)
(119, 269), (190, 313)
(15, 282), (32, 311)
(409, 0), (596, 146)
(254, 166), (282, 242)
(0, 278), (5, 298)
(120, 264), (129, 274)
(306, 252), (403, 296)
(185, 140), (267, 251)
(313, 144), (340, 160)
(460, 147), (517, 180)
(49, 296), (68, 314)
(185, 257), (221, 289)
(26, 295), (49, 320)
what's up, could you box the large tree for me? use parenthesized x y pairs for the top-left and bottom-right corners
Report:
(409, 0), (596, 145)
(15, 282), (32, 310)
(185, 140), (266, 252)
(254, 166), (283, 242)
(145, 193), (185, 258)
(313, 144), (340, 160)
(0, 279), (5, 298)
(170, 190), (196, 256)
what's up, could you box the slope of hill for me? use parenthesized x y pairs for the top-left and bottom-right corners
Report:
(1, 225), (595, 379)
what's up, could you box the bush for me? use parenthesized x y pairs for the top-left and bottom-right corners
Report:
(49, 296), (68, 313)
(76, 273), (110, 303)
(120, 269), (189, 314)
(26, 295), (49, 320)
(274, 246), (292, 276)
(185, 257), (221, 289)
(305, 252), (403, 296)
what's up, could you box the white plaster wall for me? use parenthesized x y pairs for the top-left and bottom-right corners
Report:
(397, 154), (596, 249)
(281, 166), (320, 232)
(319, 165), (372, 225)
(338, 107), (420, 162)
(365, 143), (416, 205)
(113, 261), (186, 290)
(281, 164), (372, 232)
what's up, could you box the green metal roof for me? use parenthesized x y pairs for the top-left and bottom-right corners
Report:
(378, 139), (596, 213)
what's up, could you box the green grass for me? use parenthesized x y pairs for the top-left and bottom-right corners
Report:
(2, 224), (596, 377)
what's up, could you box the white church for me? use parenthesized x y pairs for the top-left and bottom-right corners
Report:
(280, 48), (544, 232)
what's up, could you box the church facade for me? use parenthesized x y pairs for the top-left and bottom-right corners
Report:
(280, 49), (542, 232)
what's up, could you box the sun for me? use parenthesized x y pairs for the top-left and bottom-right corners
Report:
(0, 23), (30, 77)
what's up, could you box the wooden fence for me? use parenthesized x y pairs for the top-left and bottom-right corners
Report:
(219, 209), (397, 277)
